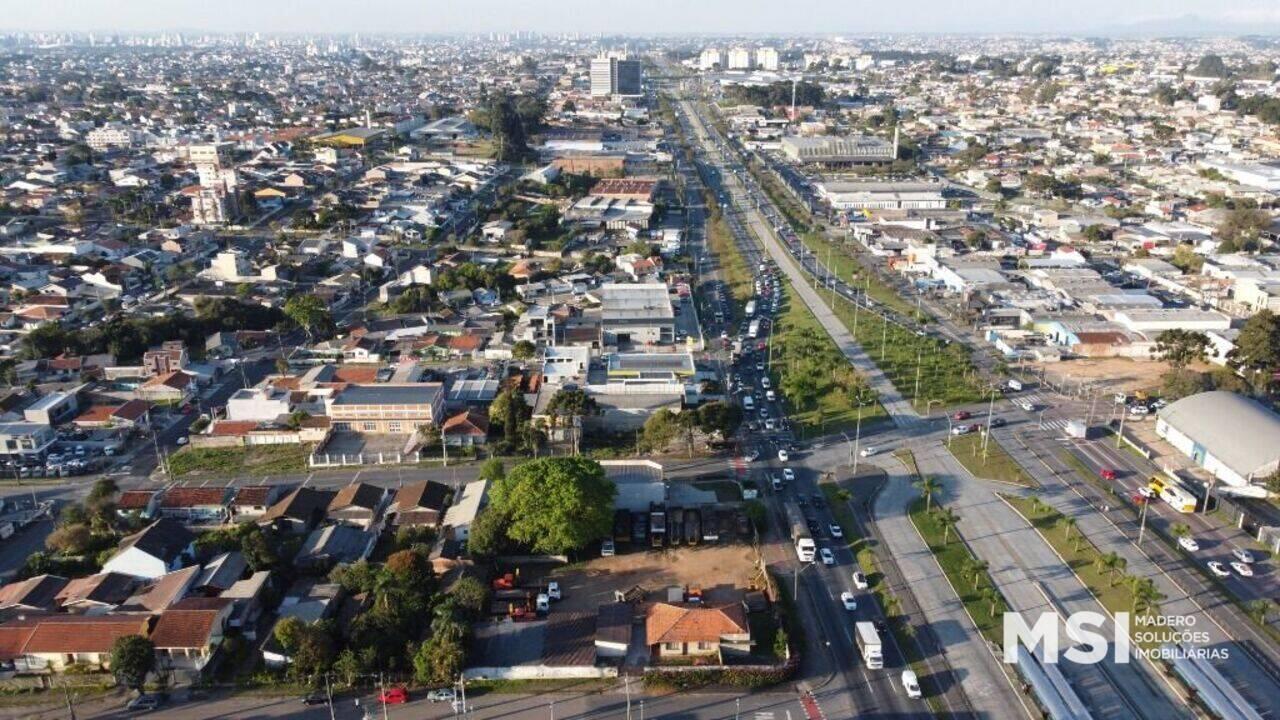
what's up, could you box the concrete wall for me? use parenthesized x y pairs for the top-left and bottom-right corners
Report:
(463, 665), (618, 681)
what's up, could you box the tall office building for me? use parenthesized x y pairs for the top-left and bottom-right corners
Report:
(756, 47), (779, 71)
(590, 54), (643, 98)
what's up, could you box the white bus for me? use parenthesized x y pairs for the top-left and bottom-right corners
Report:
(1159, 484), (1197, 514)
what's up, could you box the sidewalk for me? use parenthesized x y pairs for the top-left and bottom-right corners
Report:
(870, 455), (1026, 719)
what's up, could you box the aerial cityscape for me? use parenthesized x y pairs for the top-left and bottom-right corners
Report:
(0, 3), (1278, 719)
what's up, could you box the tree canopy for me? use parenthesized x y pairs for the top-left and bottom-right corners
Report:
(109, 635), (155, 690)
(487, 457), (615, 554)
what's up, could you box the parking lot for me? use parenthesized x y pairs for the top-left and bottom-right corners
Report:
(551, 544), (763, 613)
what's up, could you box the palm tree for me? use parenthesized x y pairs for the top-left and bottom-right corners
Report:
(1095, 550), (1114, 574)
(1128, 577), (1163, 615)
(936, 508), (960, 545)
(969, 559), (990, 590)
(1062, 516), (1076, 542)
(916, 475), (941, 512)
(1108, 555), (1128, 587)
(981, 586), (1001, 618)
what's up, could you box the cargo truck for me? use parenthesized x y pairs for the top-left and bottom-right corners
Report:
(784, 502), (815, 562)
(855, 621), (883, 669)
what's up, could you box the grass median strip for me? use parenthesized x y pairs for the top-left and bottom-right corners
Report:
(908, 497), (1008, 645)
(1001, 494), (1162, 651)
(945, 432), (1036, 487)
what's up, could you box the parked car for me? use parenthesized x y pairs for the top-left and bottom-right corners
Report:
(427, 688), (457, 703)
(1177, 536), (1199, 553)
(852, 570), (869, 589)
(1208, 561), (1230, 578)
(1232, 548), (1256, 564)
(126, 694), (165, 713)
(379, 688), (409, 704)
(1231, 561), (1254, 577)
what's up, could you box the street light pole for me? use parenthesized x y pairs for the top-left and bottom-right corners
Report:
(912, 347), (923, 408)
(853, 397), (864, 474)
(982, 387), (996, 461)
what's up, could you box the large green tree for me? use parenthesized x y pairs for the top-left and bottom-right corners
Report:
(488, 457), (615, 554)
(284, 294), (334, 342)
(109, 635), (155, 691)
(1228, 310), (1280, 395)
(1154, 329), (1210, 377)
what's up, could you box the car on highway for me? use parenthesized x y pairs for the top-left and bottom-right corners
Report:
(952, 410), (971, 421)
(771, 475), (783, 491)
(782, 468), (796, 482)
(860, 446), (879, 458)
(820, 548), (835, 566)
(1232, 548), (1256, 564)
(1137, 485), (1156, 499)
(1231, 561), (1254, 577)
(951, 424), (973, 436)
(301, 692), (329, 706)
(852, 570), (869, 590)
(1177, 536), (1199, 552)
(759, 407), (769, 418)
(830, 523), (844, 539)
(764, 419), (777, 431)
(761, 377), (771, 389)
(902, 670), (923, 699)
(840, 591), (858, 610)
(990, 417), (1007, 428)
(1208, 560), (1230, 578)
(1099, 468), (1117, 481)
(745, 450), (760, 463)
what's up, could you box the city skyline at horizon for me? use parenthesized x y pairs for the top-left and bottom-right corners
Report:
(6, 0), (1280, 37)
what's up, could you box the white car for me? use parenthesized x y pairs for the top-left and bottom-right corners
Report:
(829, 524), (844, 539)
(764, 419), (777, 431)
(1208, 560), (1230, 578)
(426, 688), (457, 703)
(901, 670), (922, 699)
(1017, 399), (1035, 412)
(176, 436), (189, 446)
(851, 570), (869, 589)
(761, 377), (771, 390)
(777, 449), (789, 462)
(1232, 548), (1256, 564)
(820, 548), (835, 566)
(860, 447), (879, 458)
(1137, 486), (1156, 499)
(782, 468), (796, 482)
(840, 591), (858, 611)
(1231, 561), (1254, 577)
(951, 424), (972, 436)
(1178, 536), (1200, 553)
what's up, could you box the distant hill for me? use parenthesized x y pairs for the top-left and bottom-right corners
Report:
(1097, 14), (1280, 38)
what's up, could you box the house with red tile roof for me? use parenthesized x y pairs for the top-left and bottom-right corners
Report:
(644, 599), (750, 659)
(441, 410), (489, 447)
(137, 370), (196, 405)
(115, 490), (160, 520)
(6, 614), (152, 672)
(229, 485), (287, 521)
(157, 486), (233, 525)
(150, 597), (233, 671)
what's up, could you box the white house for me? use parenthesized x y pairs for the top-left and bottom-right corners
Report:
(101, 519), (196, 580)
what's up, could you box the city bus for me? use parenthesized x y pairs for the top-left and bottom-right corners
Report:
(1159, 484), (1197, 514)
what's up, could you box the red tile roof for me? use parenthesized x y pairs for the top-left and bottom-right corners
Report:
(20, 615), (151, 654)
(148, 597), (230, 649)
(116, 490), (156, 510)
(645, 602), (748, 645)
(160, 487), (230, 508)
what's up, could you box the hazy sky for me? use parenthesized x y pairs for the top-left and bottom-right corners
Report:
(5, 0), (1280, 35)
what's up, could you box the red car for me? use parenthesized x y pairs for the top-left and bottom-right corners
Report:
(952, 411), (971, 421)
(1099, 468), (1117, 481)
(379, 688), (409, 705)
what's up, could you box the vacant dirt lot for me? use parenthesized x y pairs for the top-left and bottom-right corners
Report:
(1032, 357), (1176, 394)
(551, 545), (764, 613)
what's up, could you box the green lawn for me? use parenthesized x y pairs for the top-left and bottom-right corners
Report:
(705, 210), (753, 312)
(168, 444), (313, 478)
(769, 280), (888, 438)
(945, 432), (1036, 487)
(908, 498), (1007, 644)
(1002, 495), (1160, 650)
(798, 232), (920, 319)
(829, 295), (984, 406)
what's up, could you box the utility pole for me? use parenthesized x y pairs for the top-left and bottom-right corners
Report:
(325, 674), (336, 720)
(625, 674), (632, 720)
(853, 396), (864, 474)
(1116, 407), (1128, 449)
(1137, 498), (1150, 546)
(981, 387), (996, 461)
